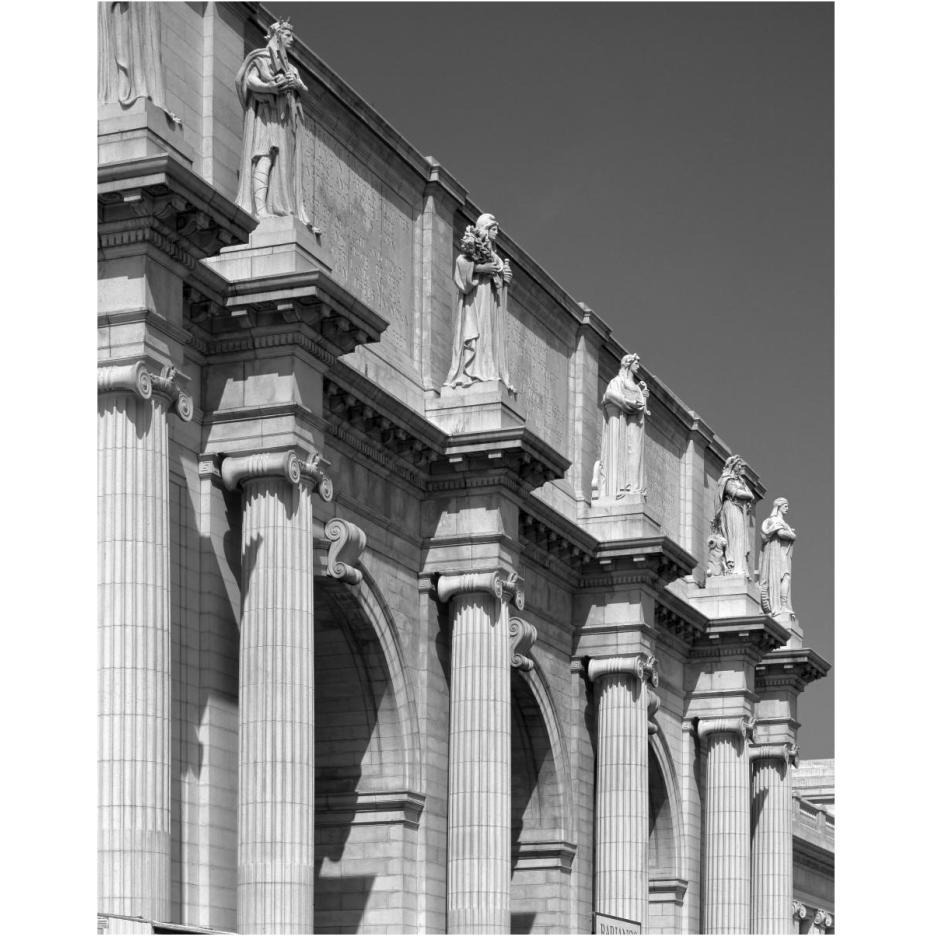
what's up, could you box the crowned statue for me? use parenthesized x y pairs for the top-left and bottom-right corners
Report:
(444, 214), (514, 390)
(234, 18), (310, 223)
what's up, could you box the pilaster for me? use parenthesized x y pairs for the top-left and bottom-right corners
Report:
(437, 569), (524, 934)
(221, 449), (328, 934)
(98, 360), (191, 931)
(698, 715), (755, 934)
(588, 654), (660, 930)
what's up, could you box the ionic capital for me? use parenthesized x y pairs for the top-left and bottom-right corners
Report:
(587, 653), (657, 686)
(697, 714), (755, 745)
(149, 365), (193, 421)
(793, 900), (808, 921)
(301, 450), (334, 502)
(749, 740), (798, 766)
(221, 450), (303, 491)
(437, 569), (525, 609)
(325, 517), (366, 585)
(97, 360), (152, 401)
(812, 908), (833, 931)
(509, 617), (537, 671)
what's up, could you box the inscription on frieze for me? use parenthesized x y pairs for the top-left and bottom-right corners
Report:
(298, 118), (415, 360)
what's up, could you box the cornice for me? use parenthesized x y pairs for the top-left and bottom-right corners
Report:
(689, 615), (789, 661)
(755, 646), (831, 691)
(579, 535), (695, 587)
(519, 504), (597, 576)
(655, 587), (709, 646)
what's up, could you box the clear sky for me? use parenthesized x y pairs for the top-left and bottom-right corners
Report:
(268, 1), (834, 757)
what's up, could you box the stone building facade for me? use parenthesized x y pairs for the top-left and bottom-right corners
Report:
(97, 4), (832, 934)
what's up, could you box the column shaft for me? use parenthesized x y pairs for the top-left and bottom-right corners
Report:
(237, 477), (315, 934)
(752, 757), (792, 933)
(447, 591), (511, 934)
(594, 673), (648, 927)
(703, 732), (750, 933)
(98, 390), (171, 926)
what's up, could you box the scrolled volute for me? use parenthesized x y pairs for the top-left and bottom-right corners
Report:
(302, 450), (334, 502)
(149, 365), (193, 421)
(697, 714), (755, 745)
(220, 450), (302, 491)
(324, 517), (366, 585)
(792, 901), (807, 921)
(97, 360), (153, 400)
(437, 569), (524, 608)
(587, 653), (656, 686)
(509, 616), (537, 671)
(647, 686), (661, 735)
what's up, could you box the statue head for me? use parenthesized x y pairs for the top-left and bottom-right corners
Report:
(771, 496), (789, 516)
(621, 352), (640, 375)
(266, 18), (296, 47)
(724, 454), (747, 476)
(475, 213), (499, 239)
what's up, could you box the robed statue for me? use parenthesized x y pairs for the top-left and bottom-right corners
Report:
(234, 18), (310, 223)
(712, 454), (755, 576)
(591, 353), (650, 501)
(444, 214), (514, 390)
(98, 2), (167, 111)
(760, 497), (796, 615)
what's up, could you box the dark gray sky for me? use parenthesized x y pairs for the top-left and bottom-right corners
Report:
(271, 1), (834, 757)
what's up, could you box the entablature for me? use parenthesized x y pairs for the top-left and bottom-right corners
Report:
(756, 646), (831, 692)
(689, 615), (789, 662)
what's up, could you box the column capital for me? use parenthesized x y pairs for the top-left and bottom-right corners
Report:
(324, 517), (366, 585)
(437, 569), (525, 609)
(793, 900), (808, 922)
(812, 908), (833, 931)
(697, 714), (755, 745)
(221, 449), (303, 490)
(588, 652), (658, 686)
(750, 740), (799, 766)
(509, 616), (537, 671)
(302, 450), (334, 502)
(98, 361), (192, 420)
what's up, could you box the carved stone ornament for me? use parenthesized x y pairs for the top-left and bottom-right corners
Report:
(760, 496), (796, 616)
(301, 451), (334, 502)
(98, 360), (192, 421)
(324, 518), (366, 585)
(591, 352), (650, 501)
(712, 454), (756, 576)
(793, 901), (808, 921)
(509, 617), (537, 671)
(221, 450), (302, 491)
(587, 653), (658, 687)
(749, 741), (798, 766)
(444, 213), (514, 391)
(696, 714), (756, 746)
(234, 18), (311, 222)
(437, 569), (525, 610)
(647, 686), (661, 735)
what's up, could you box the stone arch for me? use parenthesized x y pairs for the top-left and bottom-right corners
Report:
(648, 730), (687, 932)
(313, 561), (423, 934)
(509, 663), (576, 934)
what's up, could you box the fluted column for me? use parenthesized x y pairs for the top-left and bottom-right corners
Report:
(438, 570), (524, 934)
(699, 715), (754, 934)
(222, 450), (329, 934)
(751, 742), (798, 933)
(588, 654), (658, 929)
(98, 361), (192, 930)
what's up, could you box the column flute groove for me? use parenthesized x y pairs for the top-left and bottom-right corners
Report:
(98, 361), (191, 931)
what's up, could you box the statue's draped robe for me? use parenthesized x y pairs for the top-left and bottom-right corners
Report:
(714, 475), (752, 574)
(593, 375), (646, 499)
(98, 1), (167, 110)
(234, 49), (310, 223)
(444, 254), (512, 389)
(760, 516), (794, 614)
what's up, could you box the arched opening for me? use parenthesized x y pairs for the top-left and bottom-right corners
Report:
(648, 736), (686, 934)
(509, 668), (575, 934)
(313, 578), (422, 934)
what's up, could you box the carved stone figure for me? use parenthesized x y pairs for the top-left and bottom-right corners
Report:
(591, 353), (650, 501)
(234, 19), (311, 223)
(98, 2), (167, 111)
(713, 454), (755, 576)
(444, 214), (514, 390)
(760, 497), (796, 615)
(706, 529), (729, 577)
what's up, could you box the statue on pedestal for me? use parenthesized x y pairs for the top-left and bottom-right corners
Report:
(591, 353), (650, 501)
(444, 214), (514, 390)
(234, 18), (310, 223)
(760, 497), (796, 615)
(713, 454), (755, 575)
(98, 2), (167, 112)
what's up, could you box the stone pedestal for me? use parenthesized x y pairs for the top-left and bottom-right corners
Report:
(437, 571), (523, 934)
(426, 381), (525, 435)
(588, 655), (659, 929)
(751, 744), (795, 934)
(699, 716), (753, 934)
(98, 362), (191, 930)
(203, 215), (334, 281)
(580, 498), (662, 540)
(222, 451), (317, 935)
